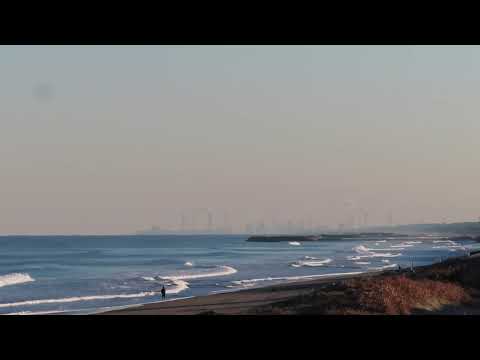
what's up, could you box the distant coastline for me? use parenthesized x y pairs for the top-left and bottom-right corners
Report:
(246, 233), (408, 242)
(135, 221), (480, 237)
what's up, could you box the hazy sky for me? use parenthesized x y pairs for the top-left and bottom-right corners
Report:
(1, 45), (480, 234)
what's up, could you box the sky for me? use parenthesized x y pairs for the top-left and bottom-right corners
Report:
(1, 45), (480, 234)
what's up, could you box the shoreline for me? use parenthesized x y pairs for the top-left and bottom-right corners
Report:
(95, 269), (407, 315)
(95, 270), (377, 315)
(100, 250), (480, 315)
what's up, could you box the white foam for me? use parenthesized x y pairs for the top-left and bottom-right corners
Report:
(376, 240), (387, 243)
(290, 258), (332, 268)
(354, 245), (372, 254)
(140, 265), (238, 298)
(231, 271), (365, 286)
(354, 262), (371, 265)
(381, 259), (390, 263)
(160, 265), (237, 281)
(0, 291), (158, 309)
(165, 279), (189, 294)
(405, 241), (422, 244)
(5, 309), (69, 315)
(288, 241), (301, 246)
(382, 263), (398, 269)
(0, 273), (35, 288)
(353, 245), (402, 258)
(434, 240), (456, 244)
(184, 262), (194, 267)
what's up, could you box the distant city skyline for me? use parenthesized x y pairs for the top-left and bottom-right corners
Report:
(1, 45), (480, 234)
(135, 208), (480, 235)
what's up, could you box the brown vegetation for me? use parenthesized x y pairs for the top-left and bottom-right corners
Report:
(247, 274), (471, 315)
(342, 275), (470, 314)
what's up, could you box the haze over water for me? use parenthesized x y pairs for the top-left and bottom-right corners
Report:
(1, 45), (480, 234)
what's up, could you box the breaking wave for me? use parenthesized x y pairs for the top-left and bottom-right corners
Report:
(164, 279), (189, 294)
(159, 265), (237, 281)
(433, 240), (456, 244)
(353, 245), (402, 258)
(144, 265), (238, 295)
(230, 271), (365, 286)
(290, 258), (332, 268)
(0, 291), (158, 309)
(5, 309), (69, 315)
(391, 244), (413, 248)
(0, 273), (35, 288)
(0, 266), (238, 311)
(288, 241), (301, 246)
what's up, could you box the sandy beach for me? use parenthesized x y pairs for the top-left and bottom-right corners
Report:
(100, 272), (379, 315)
(100, 250), (480, 315)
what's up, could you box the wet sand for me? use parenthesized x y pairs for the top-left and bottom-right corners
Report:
(100, 272), (376, 315)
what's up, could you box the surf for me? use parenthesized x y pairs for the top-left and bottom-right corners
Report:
(0, 291), (158, 309)
(353, 245), (402, 258)
(230, 271), (366, 287)
(159, 265), (237, 281)
(149, 265), (239, 295)
(0, 273), (35, 288)
(290, 258), (332, 267)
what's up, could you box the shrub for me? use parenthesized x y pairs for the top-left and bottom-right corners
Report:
(345, 275), (471, 315)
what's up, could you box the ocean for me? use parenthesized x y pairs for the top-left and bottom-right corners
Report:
(0, 234), (478, 315)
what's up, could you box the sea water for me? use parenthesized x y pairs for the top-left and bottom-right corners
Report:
(0, 234), (477, 315)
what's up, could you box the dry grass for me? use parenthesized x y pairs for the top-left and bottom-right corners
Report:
(344, 275), (471, 315)
(240, 256), (480, 315)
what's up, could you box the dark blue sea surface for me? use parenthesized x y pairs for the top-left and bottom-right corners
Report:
(0, 234), (477, 315)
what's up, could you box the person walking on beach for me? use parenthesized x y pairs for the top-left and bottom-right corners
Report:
(161, 285), (166, 300)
